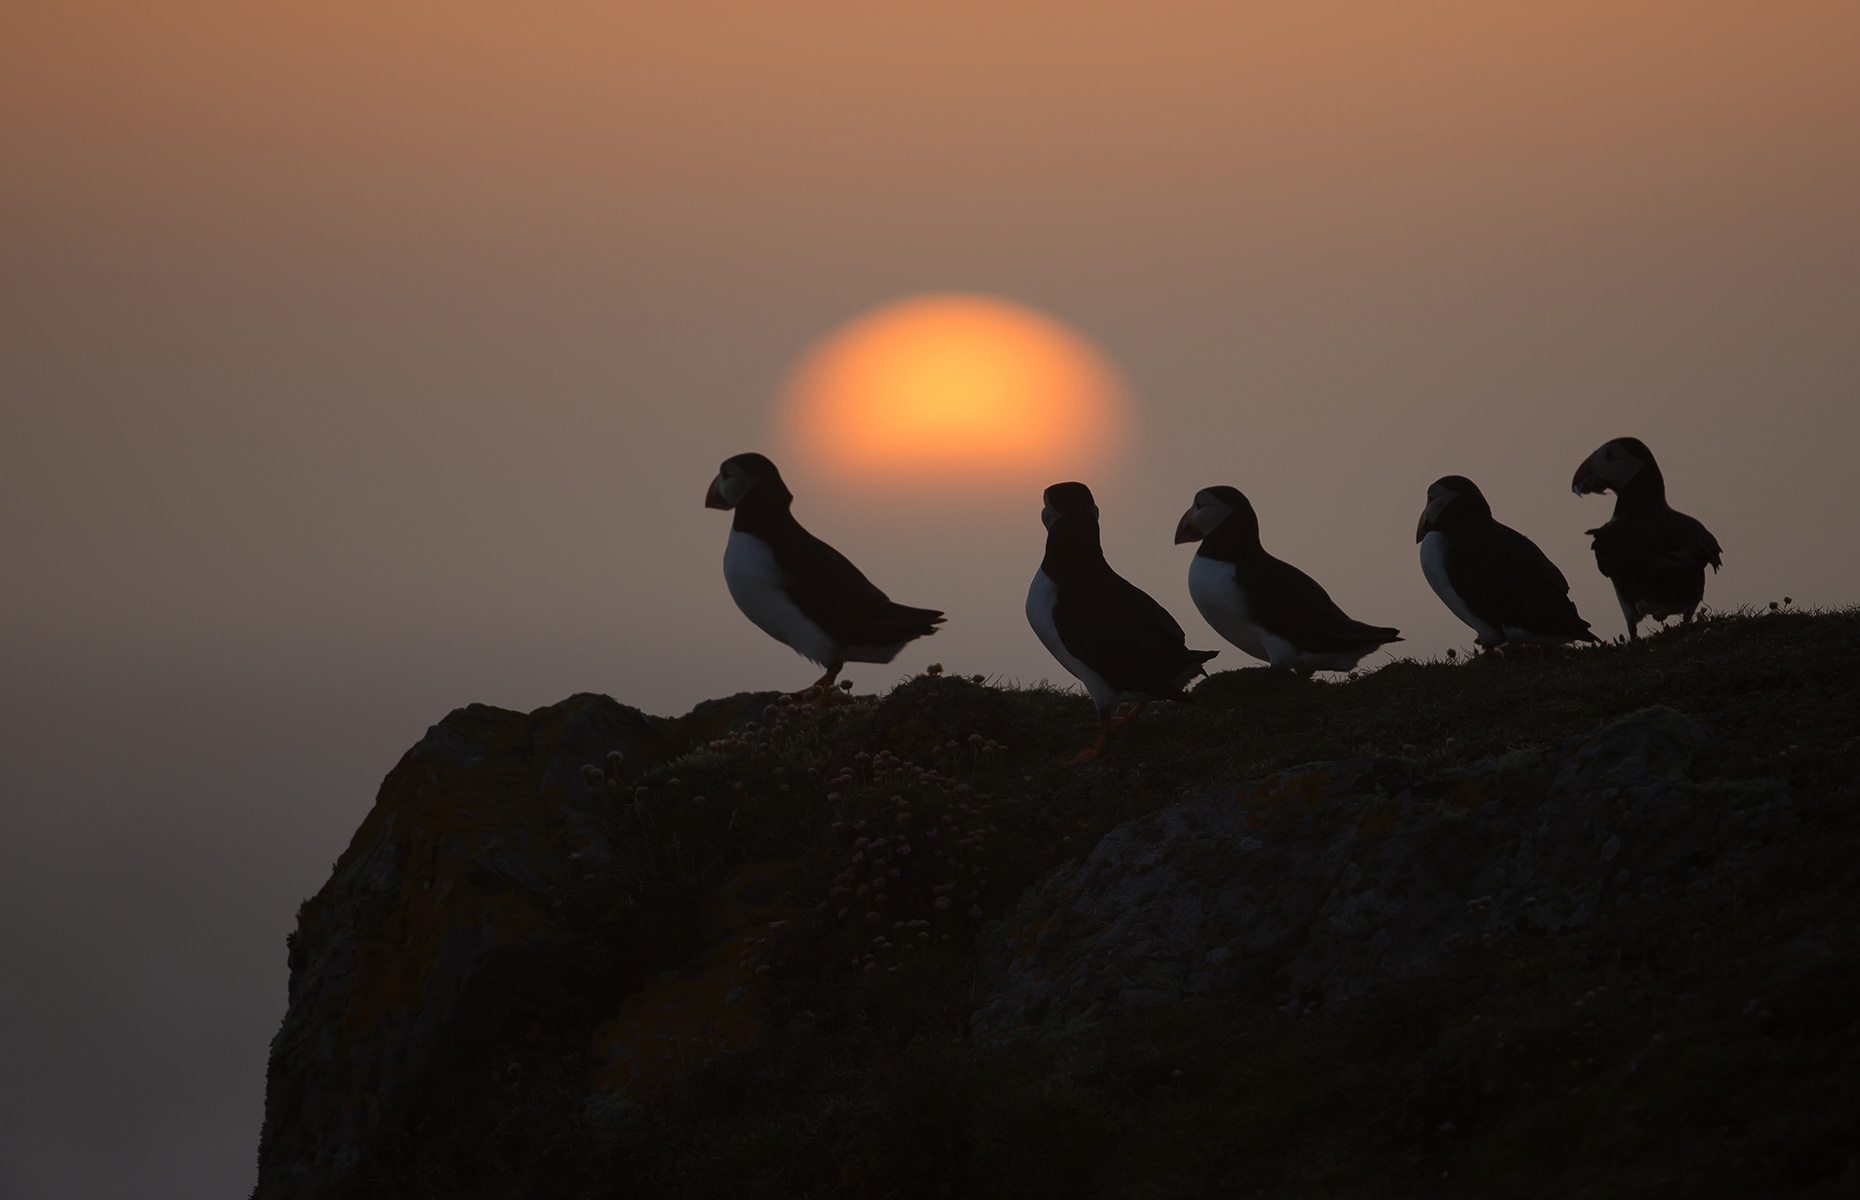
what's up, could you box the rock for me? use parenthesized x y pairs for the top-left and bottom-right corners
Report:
(252, 690), (773, 1200)
(971, 707), (1796, 1041)
(586, 860), (800, 1099)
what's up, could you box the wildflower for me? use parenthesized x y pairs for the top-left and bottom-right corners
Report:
(967, 905), (983, 917)
(926, 663), (943, 675)
(692, 795), (706, 806)
(935, 896), (952, 910)
(865, 911), (880, 923)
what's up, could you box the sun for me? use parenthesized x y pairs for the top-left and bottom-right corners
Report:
(777, 293), (1130, 498)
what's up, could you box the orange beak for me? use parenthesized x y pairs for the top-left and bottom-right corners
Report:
(1173, 508), (1202, 544)
(705, 474), (730, 509)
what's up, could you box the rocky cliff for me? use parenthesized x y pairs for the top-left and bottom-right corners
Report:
(254, 690), (777, 1197)
(255, 611), (1860, 1198)
(972, 707), (1795, 1039)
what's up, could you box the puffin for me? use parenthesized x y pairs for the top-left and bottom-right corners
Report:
(705, 452), (943, 693)
(1174, 486), (1401, 674)
(1571, 437), (1723, 638)
(1027, 482), (1218, 761)
(1415, 475), (1599, 648)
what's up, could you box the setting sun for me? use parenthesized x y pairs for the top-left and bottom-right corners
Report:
(779, 293), (1129, 496)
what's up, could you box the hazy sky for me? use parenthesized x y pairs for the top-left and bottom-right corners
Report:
(3, 3), (1856, 1194)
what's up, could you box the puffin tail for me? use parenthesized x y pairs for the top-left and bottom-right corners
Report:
(1168, 648), (1221, 698)
(880, 603), (946, 637)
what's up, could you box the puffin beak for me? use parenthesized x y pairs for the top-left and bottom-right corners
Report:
(705, 474), (731, 509)
(1173, 508), (1203, 544)
(1416, 491), (1450, 542)
(1572, 454), (1599, 495)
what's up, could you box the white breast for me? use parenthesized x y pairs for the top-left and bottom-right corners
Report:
(1026, 570), (1120, 714)
(724, 530), (839, 666)
(1187, 555), (1272, 665)
(1420, 532), (1501, 646)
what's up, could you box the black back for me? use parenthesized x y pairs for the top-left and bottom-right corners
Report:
(1198, 488), (1401, 651)
(1583, 442), (1722, 617)
(1042, 483), (1216, 697)
(1428, 477), (1594, 641)
(728, 457), (943, 649)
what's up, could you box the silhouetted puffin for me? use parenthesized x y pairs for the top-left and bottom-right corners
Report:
(706, 453), (943, 692)
(1572, 438), (1723, 638)
(1027, 482), (1218, 761)
(1416, 475), (1598, 649)
(1175, 486), (1401, 674)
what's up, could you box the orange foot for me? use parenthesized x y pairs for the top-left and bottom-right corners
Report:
(1107, 701), (1147, 729)
(1070, 722), (1113, 762)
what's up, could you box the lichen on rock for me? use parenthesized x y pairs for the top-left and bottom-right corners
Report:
(253, 690), (774, 1200)
(971, 707), (1796, 1041)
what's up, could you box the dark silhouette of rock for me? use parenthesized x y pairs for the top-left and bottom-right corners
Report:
(971, 707), (1796, 1039)
(252, 690), (773, 1200)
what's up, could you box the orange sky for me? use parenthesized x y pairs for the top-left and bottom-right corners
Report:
(1, 8), (1857, 1188)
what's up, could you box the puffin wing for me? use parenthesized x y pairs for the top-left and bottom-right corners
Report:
(1448, 521), (1593, 639)
(1658, 509), (1724, 572)
(1588, 509), (1723, 578)
(1244, 553), (1401, 651)
(778, 527), (944, 647)
(1053, 571), (1209, 697)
